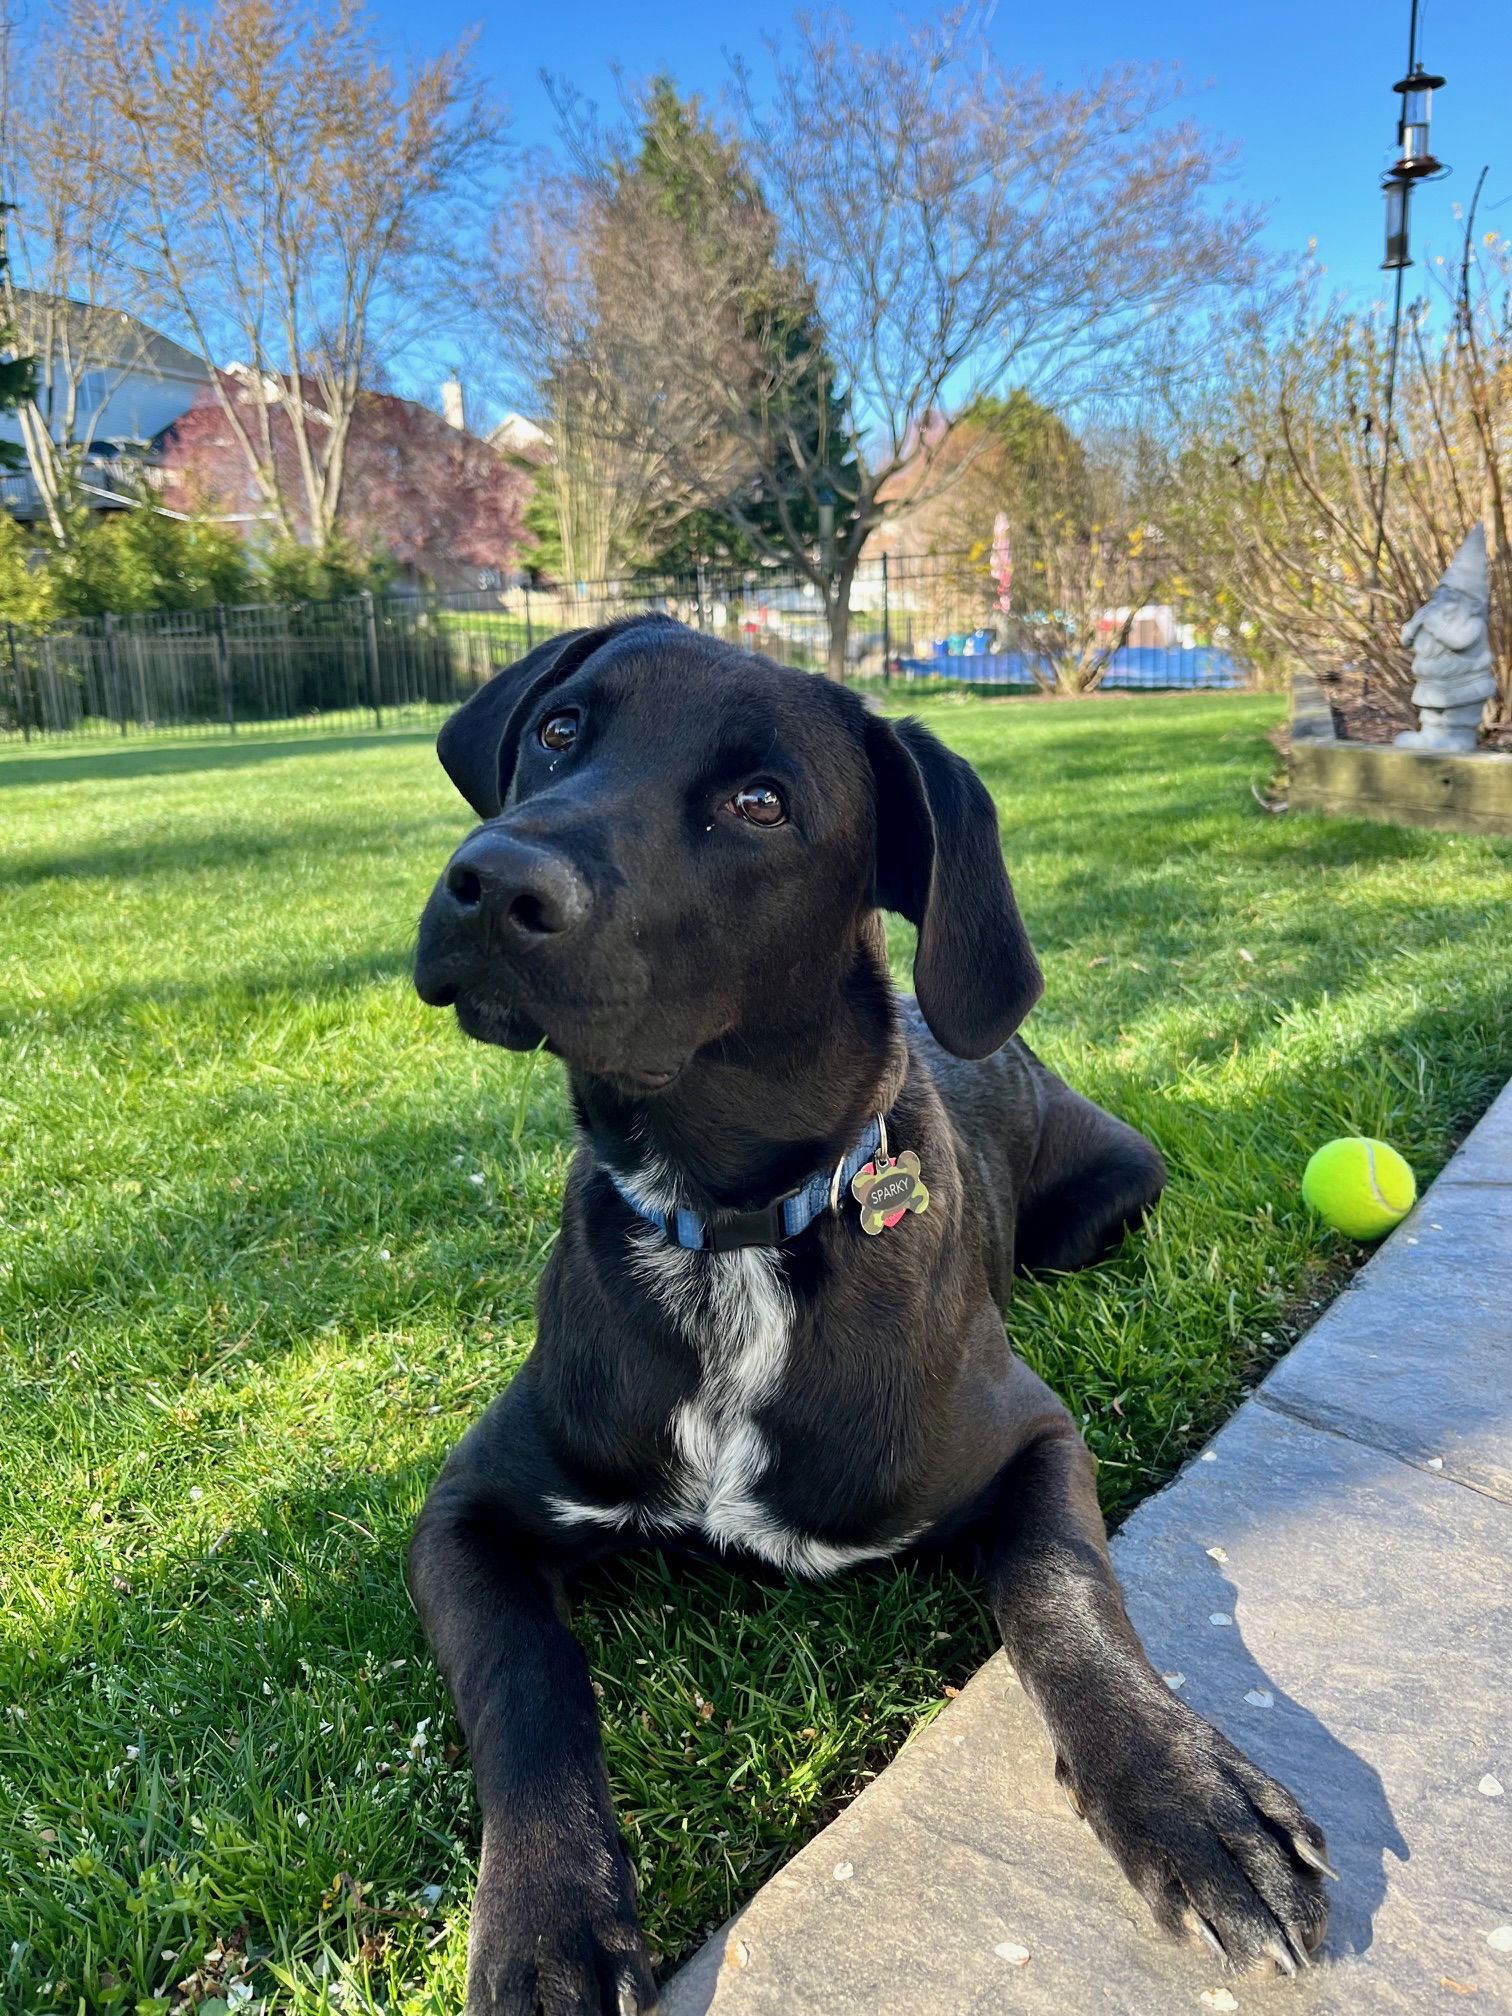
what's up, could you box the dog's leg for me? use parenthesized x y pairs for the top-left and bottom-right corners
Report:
(977, 1375), (1331, 1974)
(408, 1468), (656, 2016)
(1015, 1082), (1165, 1274)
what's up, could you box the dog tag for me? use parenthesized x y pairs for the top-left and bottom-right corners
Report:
(851, 1150), (929, 1235)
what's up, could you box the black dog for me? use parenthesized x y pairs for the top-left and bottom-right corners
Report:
(409, 616), (1330, 2015)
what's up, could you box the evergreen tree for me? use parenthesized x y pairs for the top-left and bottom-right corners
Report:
(625, 82), (858, 575)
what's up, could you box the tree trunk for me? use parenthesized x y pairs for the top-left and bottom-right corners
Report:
(824, 559), (857, 681)
(16, 403), (71, 543)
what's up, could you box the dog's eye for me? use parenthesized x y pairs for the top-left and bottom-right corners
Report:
(539, 712), (579, 752)
(728, 783), (787, 827)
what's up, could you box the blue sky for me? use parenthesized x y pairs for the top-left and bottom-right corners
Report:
(371, 0), (1510, 396)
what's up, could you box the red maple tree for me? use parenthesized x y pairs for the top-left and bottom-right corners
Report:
(160, 377), (529, 587)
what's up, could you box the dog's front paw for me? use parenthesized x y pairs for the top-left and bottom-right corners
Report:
(1064, 1695), (1333, 1975)
(465, 1826), (657, 2015)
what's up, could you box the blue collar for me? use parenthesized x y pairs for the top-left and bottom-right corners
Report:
(606, 1117), (885, 1252)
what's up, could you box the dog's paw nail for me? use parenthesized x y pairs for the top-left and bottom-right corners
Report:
(1183, 1908), (1227, 1963)
(1294, 1835), (1339, 1881)
(1283, 1925), (1315, 1970)
(1263, 1934), (1298, 1976)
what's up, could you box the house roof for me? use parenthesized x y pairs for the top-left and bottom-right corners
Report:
(489, 412), (549, 458)
(5, 290), (208, 382)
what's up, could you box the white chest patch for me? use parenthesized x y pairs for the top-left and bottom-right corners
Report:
(545, 1211), (910, 1577)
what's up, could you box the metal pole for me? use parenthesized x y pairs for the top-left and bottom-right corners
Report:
(1371, 257), (1409, 590)
(7, 621), (29, 742)
(881, 553), (891, 683)
(105, 612), (127, 736)
(215, 602), (235, 733)
(523, 580), (534, 652)
(361, 588), (383, 731)
(1370, 1), (1425, 621)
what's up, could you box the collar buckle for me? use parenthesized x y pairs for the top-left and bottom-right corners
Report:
(702, 1193), (799, 1252)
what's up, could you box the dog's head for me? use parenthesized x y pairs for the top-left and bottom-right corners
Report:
(414, 616), (1041, 1090)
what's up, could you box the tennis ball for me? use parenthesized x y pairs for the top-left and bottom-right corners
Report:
(1301, 1137), (1416, 1240)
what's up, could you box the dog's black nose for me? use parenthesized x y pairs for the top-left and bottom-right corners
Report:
(441, 828), (591, 941)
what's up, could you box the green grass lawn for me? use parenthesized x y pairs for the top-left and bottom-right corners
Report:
(3, 692), (1510, 2014)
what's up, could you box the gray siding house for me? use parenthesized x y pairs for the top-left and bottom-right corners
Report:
(0, 294), (208, 519)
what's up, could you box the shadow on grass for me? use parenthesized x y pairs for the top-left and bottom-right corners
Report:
(0, 946), (419, 1042)
(6, 1441), (991, 2003)
(1, 811), (448, 889)
(0, 726), (443, 791)
(12, 1402), (1431, 2003)
(14, 998), (1507, 2001)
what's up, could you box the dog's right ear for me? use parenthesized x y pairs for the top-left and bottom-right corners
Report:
(436, 628), (602, 819)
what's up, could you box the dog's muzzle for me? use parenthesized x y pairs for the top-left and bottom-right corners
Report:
(414, 826), (592, 1007)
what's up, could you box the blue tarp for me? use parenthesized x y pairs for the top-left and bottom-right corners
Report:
(897, 646), (1242, 690)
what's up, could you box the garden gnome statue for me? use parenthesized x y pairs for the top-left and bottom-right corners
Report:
(1395, 524), (1497, 751)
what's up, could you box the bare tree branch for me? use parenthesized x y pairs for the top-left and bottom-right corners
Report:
(71, 0), (501, 552)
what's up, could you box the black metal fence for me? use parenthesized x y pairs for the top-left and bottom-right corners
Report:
(0, 558), (1246, 745)
(1, 591), (508, 744)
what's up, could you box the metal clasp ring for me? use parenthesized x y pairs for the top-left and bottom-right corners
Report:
(830, 1112), (888, 1215)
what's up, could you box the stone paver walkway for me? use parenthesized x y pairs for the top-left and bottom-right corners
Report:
(661, 1084), (1512, 2015)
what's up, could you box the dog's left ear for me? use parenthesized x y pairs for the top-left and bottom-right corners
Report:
(865, 714), (1043, 1059)
(436, 628), (598, 818)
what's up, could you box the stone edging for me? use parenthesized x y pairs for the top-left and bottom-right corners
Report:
(1287, 671), (1512, 836)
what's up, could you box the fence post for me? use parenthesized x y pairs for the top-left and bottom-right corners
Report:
(881, 553), (891, 684)
(523, 579), (534, 652)
(7, 621), (29, 742)
(104, 612), (127, 736)
(214, 602), (235, 733)
(695, 563), (707, 631)
(361, 588), (383, 731)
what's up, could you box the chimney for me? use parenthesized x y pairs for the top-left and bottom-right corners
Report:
(441, 376), (466, 431)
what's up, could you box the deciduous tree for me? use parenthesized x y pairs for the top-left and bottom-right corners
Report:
(697, 12), (1258, 676)
(0, 6), (140, 532)
(489, 132), (765, 584)
(76, 0), (500, 554)
(1155, 219), (1512, 725)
